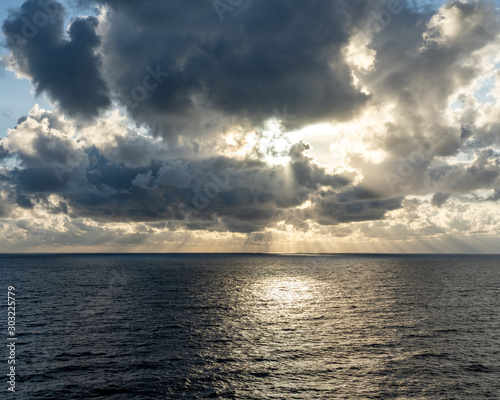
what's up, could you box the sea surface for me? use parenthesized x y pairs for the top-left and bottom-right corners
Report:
(1, 254), (499, 399)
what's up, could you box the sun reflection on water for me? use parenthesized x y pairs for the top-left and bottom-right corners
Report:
(255, 277), (316, 305)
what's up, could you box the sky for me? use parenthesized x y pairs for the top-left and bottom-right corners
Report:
(0, 0), (500, 253)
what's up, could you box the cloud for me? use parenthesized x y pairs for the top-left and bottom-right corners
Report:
(429, 149), (500, 193)
(2, 0), (111, 118)
(0, 105), (405, 233)
(89, 0), (375, 139)
(431, 192), (451, 208)
(1, 1), (500, 251)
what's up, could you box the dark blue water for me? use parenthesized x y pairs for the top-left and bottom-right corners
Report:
(1, 254), (499, 399)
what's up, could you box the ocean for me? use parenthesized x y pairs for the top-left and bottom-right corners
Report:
(1, 254), (499, 399)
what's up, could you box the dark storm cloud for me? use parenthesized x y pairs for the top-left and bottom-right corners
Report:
(1, 112), (406, 232)
(429, 149), (500, 193)
(431, 192), (451, 208)
(2, 0), (499, 244)
(91, 0), (373, 138)
(311, 190), (403, 225)
(289, 142), (352, 190)
(361, 0), (500, 160)
(487, 189), (500, 201)
(0, 143), (9, 159)
(2, 0), (110, 118)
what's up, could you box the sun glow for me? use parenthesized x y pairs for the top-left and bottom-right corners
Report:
(221, 110), (394, 169)
(221, 119), (294, 165)
(253, 277), (317, 305)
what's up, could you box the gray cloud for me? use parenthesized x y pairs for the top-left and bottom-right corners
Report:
(1, 0), (500, 249)
(91, 0), (374, 139)
(312, 190), (404, 225)
(0, 143), (9, 159)
(0, 111), (407, 233)
(363, 2), (500, 159)
(429, 149), (500, 193)
(431, 192), (451, 208)
(2, 0), (110, 118)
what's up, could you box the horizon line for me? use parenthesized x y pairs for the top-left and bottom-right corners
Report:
(1, 252), (499, 256)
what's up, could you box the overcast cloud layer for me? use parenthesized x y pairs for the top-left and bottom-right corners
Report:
(0, 0), (499, 252)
